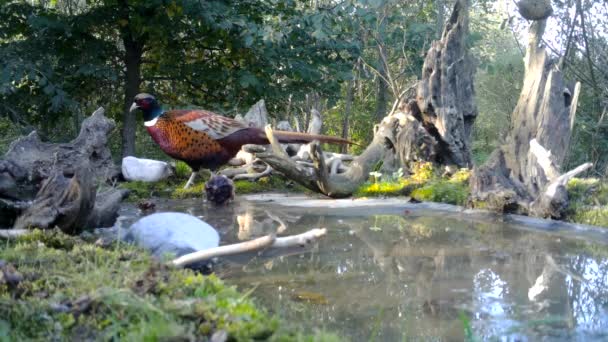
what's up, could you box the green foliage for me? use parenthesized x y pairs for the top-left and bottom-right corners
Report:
(0, 0), (359, 154)
(0, 230), (341, 341)
(565, 178), (608, 227)
(410, 180), (469, 206)
(469, 10), (524, 164)
(0, 118), (21, 154)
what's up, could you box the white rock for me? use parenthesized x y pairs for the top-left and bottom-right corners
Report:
(127, 212), (220, 258)
(121, 156), (173, 182)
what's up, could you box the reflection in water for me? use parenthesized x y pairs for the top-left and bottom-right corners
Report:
(116, 198), (608, 341)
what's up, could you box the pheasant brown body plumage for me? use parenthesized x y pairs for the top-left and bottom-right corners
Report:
(131, 94), (353, 174)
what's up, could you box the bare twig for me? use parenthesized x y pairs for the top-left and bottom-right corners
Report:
(171, 228), (327, 267)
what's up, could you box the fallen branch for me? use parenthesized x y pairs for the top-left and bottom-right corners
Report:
(172, 235), (275, 267)
(545, 162), (593, 198)
(271, 228), (326, 248)
(171, 228), (327, 268)
(247, 120), (390, 198)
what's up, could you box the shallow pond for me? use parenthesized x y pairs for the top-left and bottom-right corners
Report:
(116, 195), (608, 341)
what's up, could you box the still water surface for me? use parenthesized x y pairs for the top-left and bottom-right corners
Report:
(118, 196), (608, 341)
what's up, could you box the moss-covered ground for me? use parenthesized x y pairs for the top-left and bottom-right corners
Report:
(565, 178), (608, 227)
(0, 229), (340, 341)
(354, 163), (471, 206)
(353, 163), (608, 228)
(121, 161), (306, 202)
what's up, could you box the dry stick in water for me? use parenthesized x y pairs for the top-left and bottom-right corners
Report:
(171, 228), (327, 268)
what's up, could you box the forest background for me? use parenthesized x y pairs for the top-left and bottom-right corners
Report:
(1, 0), (606, 177)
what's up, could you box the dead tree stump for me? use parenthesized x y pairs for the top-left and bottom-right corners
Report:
(470, 6), (588, 218)
(414, 0), (477, 168)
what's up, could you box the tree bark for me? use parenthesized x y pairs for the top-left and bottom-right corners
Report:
(470, 3), (587, 219)
(119, 0), (144, 158)
(374, 44), (389, 123)
(414, 0), (477, 168)
(341, 79), (355, 154)
(121, 39), (143, 158)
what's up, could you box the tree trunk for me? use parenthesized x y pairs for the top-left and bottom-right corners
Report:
(470, 4), (588, 219)
(435, 0), (444, 38)
(118, 0), (144, 159)
(121, 37), (143, 158)
(414, 0), (477, 168)
(341, 79), (355, 154)
(374, 45), (389, 123)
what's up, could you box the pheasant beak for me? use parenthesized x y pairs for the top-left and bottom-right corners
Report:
(129, 102), (139, 113)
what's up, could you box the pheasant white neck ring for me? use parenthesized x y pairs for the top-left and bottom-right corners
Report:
(144, 117), (158, 127)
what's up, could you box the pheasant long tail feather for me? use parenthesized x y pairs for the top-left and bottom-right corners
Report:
(270, 130), (357, 145)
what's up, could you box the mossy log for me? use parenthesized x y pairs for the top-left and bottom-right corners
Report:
(470, 15), (587, 218)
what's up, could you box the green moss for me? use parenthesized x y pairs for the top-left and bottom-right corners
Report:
(0, 231), (341, 341)
(121, 173), (305, 202)
(565, 178), (608, 227)
(355, 164), (471, 205)
(174, 161), (193, 180)
(410, 162), (434, 183)
(120, 180), (177, 202)
(410, 180), (469, 206)
(354, 179), (414, 197)
(171, 183), (206, 199)
(234, 176), (306, 194)
(566, 205), (608, 227)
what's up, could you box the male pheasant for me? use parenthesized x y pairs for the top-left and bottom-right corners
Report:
(129, 93), (353, 188)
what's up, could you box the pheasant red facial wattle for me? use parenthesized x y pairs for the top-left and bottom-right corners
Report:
(129, 93), (353, 188)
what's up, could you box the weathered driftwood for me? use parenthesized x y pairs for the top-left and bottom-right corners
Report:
(0, 107), (128, 231)
(244, 117), (393, 197)
(245, 0), (475, 198)
(470, 4), (586, 218)
(3, 107), (119, 189)
(171, 228), (327, 267)
(224, 100), (337, 181)
(13, 167), (96, 234)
